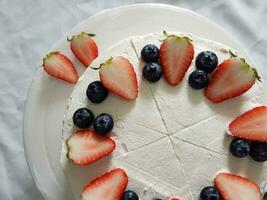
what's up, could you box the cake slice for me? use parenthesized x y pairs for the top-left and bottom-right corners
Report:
(114, 158), (192, 200)
(113, 137), (190, 199)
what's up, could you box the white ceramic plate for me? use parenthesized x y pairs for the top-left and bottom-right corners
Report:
(23, 3), (254, 200)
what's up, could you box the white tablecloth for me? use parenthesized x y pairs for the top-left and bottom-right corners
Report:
(0, 0), (266, 199)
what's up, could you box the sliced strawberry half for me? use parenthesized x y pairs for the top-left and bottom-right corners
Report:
(68, 32), (98, 67)
(214, 173), (262, 200)
(159, 31), (194, 85)
(43, 51), (78, 83)
(67, 130), (116, 166)
(228, 106), (267, 142)
(204, 55), (260, 103)
(98, 56), (138, 100)
(82, 168), (128, 200)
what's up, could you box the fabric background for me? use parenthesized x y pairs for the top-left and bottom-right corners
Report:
(0, 0), (266, 199)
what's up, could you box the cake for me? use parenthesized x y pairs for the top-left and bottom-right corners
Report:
(49, 31), (267, 200)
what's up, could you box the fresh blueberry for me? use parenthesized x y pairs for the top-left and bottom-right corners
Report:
(141, 44), (159, 62)
(86, 81), (108, 103)
(188, 70), (209, 89)
(249, 142), (267, 162)
(200, 186), (221, 200)
(196, 51), (218, 73)
(230, 139), (250, 158)
(121, 190), (139, 200)
(93, 113), (114, 134)
(143, 62), (163, 83)
(73, 108), (94, 129)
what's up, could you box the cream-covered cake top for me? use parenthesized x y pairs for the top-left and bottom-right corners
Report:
(61, 33), (267, 200)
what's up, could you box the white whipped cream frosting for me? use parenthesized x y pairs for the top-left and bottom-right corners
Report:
(61, 33), (267, 200)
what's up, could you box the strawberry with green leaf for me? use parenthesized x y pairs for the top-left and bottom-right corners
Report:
(204, 51), (260, 103)
(93, 56), (138, 100)
(160, 31), (194, 85)
(43, 51), (78, 84)
(68, 32), (98, 67)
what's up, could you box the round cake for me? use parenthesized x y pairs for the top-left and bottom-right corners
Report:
(60, 32), (267, 200)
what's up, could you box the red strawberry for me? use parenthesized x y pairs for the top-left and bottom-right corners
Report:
(98, 56), (138, 100)
(68, 32), (98, 67)
(228, 106), (267, 142)
(67, 130), (116, 166)
(214, 173), (262, 200)
(82, 168), (128, 200)
(43, 51), (78, 83)
(160, 31), (194, 85)
(204, 56), (260, 103)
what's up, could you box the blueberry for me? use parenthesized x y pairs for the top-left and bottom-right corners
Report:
(143, 62), (163, 83)
(73, 108), (94, 129)
(86, 81), (108, 103)
(93, 113), (114, 134)
(188, 70), (209, 89)
(200, 186), (221, 200)
(230, 139), (250, 158)
(196, 51), (218, 73)
(249, 142), (267, 162)
(141, 44), (159, 62)
(121, 190), (139, 200)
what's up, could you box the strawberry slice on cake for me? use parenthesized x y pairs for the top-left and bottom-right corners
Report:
(159, 31), (194, 85)
(82, 168), (128, 200)
(204, 54), (260, 103)
(96, 56), (138, 100)
(214, 173), (262, 200)
(67, 130), (116, 166)
(228, 106), (267, 142)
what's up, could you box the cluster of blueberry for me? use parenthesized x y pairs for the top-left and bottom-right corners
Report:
(230, 138), (267, 162)
(72, 81), (113, 134)
(188, 51), (218, 89)
(141, 44), (163, 83)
